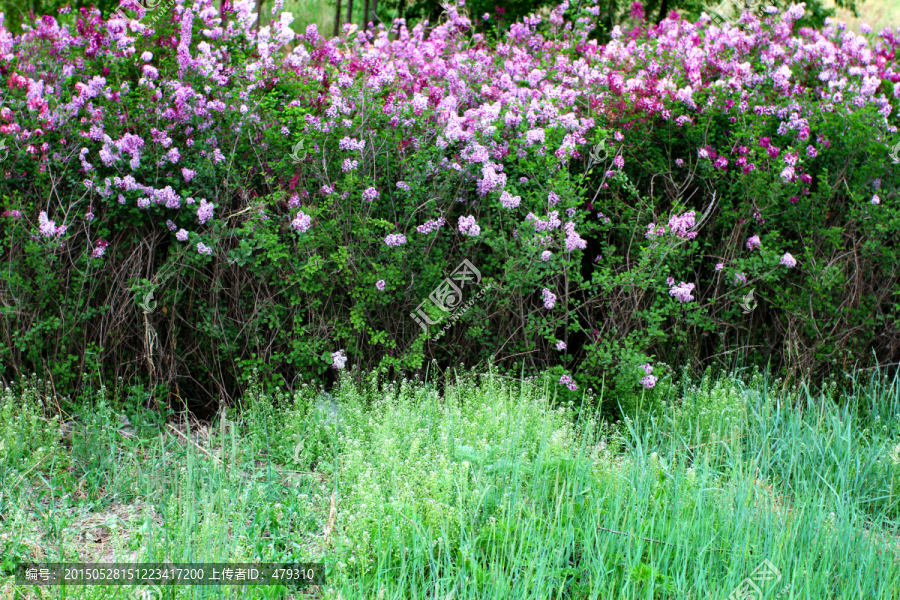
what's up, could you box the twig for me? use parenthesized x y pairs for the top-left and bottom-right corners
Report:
(166, 422), (222, 465)
(597, 526), (745, 554)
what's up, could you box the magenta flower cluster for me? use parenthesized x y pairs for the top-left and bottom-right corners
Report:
(559, 374), (577, 391)
(384, 234), (407, 247)
(542, 288), (557, 309)
(458, 216), (481, 237)
(669, 281), (696, 303)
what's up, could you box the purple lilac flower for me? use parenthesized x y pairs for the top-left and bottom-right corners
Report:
(458, 216), (481, 237)
(735, 272), (747, 284)
(715, 262), (724, 271)
(362, 187), (379, 202)
(780, 252), (797, 268)
(542, 288), (556, 309)
(182, 168), (196, 182)
(166, 220), (177, 231)
(872, 194), (881, 205)
(541, 251), (552, 261)
(38, 211), (66, 238)
(500, 190), (521, 209)
(396, 181), (411, 191)
(376, 280), (386, 290)
(90, 239), (109, 258)
(385, 233), (407, 247)
(197, 199), (215, 225)
(176, 229), (189, 241)
(291, 210), (312, 232)
(746, 235), (761, 251)
(2, 210), (22, 218)
(559, 374), (577, 391)
(640, 375), (658, 389)
(666, 277), (675, 286)
(197, 242), (213, 255)
(556, 341), (566, 351)
(669, 282), (695, 303)
(417, 217), (446, 234)
(639, 363), (653, 376)
(332, 350), (347, 370)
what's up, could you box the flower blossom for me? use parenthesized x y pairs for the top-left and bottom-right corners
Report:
(780, 252), (797, 267)
(542, 288), (556, 309)
(669, 282), (695, 303)
(458, 216), (481, 237)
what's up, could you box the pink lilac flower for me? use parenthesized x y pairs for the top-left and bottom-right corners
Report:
(542, 288), (557, 309)
(384, 233), (407, 247)
(2, 210), (22, 218)
(559, 374), (577, 391)
(735, 272), (747, 284)
(746, 235), (761, 251)
(669, 282), (695, 303)
(666, 277), (675, 286)
(176, 229), (189, 241)
(548, 192), (561, 206)
(342, 158), (359, 172)
(332, 350), (347, 370)
(376, 280), (386, 290)
(500, 190), (521, 209)
(639, 364), (653, 376)
(291, 210), (312, 232)
(675, 159), (684, 167)
(417, 217), (445, 234)
(640, 375), (658, 389)
(90, 239), (109, 258)
(715, 262), (724, 271)
(197, 199), (215, 225)
(556, 341), (566, 351)
(872, 194), (881, 205)
(541, 250), (552, 261)
(780, 252), (797, 267)
(458, 216), (481, 237)
(182, 168), (196, 182)
(38, 211), (66, 238)
(668, 211), (698, 239)
(166, 220), (177, 231)
(197, 242), (213, 255)
(806, 145), (818, 158)
(396, 181), (411, 191)
(564, 223), (587, 252)
(362, 187), (379, 202)
(614, 154), (624, 169)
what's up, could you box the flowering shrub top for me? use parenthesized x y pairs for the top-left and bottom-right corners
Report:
(0, 0), (897, 405)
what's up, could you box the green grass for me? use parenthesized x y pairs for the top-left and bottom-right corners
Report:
(2, 366), (900, 598)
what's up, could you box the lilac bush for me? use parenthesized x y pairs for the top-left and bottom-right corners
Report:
(0, 0), (897, 406)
